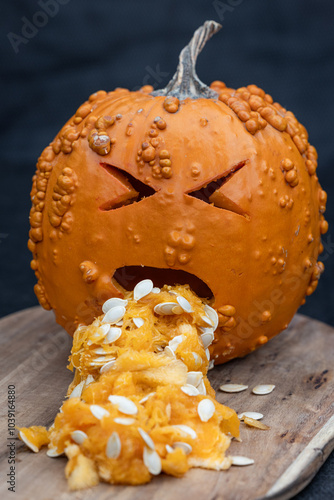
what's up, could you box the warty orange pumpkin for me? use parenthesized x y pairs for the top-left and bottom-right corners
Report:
(28, 21), (328, 364)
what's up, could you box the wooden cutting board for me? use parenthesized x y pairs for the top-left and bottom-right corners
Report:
(0, 307), (333, 500)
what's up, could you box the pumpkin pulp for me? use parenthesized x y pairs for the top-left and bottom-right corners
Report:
(19, 283), (239, 489)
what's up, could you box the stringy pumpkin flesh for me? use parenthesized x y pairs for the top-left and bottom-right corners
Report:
(19, 284), (239, 490)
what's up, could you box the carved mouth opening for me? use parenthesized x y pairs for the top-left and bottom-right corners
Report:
(113, 266), (213, 299)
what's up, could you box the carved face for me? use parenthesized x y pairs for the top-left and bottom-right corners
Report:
(28, 83), (327, 364)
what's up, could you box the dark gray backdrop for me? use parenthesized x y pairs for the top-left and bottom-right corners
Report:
(1, 1), (333, 498)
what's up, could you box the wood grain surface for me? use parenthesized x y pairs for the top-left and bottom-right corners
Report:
(0, 307), (333, 500)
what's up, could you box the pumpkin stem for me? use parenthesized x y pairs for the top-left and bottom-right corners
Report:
(152, 20), (222, 100)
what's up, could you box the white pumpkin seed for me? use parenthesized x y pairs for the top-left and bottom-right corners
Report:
(171, 425), (197, 439)
(252, 384), (275, 395)
(197, 379), (207, 395)
(164, 346), (176, 358)
(99, 323), (111, 336)
(176, 296), (193, 313)
(143, 447), (162, 475)
(168, 334), (185, 351)
(154, 302), (177, 315)
(197, 399), (215, 422)
(108, 395), (138, 415)
(115, 320), (123, 326)
(71, 430), (88, 445)
(172, 305), (183, 315)
(102, 306), (126, 324)
(186, 371), (203, 387)
(46, 448), (63, 457)
(104, 327), (122, 343)
(219, 384), (249, 393)
(138, 428), (155, 450)
(199, 326), (215, 335)
(192, 352), (202, 366)
(102, 298), (128, 313)
(205, 348), (211, 361)
(100, 359), (116, 374)
(204, 305), (219, 330)
(231, 456), (254, 466)
(166, 444), (174, 454)
(91, 355), (113, 364)
(94, 347), (108, 355)
(201, 332), (214, 349)
(208, 360), (215, 370)
(106, 432), (121, 459)
(139, 392), (155, 404)
(181, 384), (200, 396)
(238, 411), (264, 420)
(114, 417), (136, 425)
(133, 317), (145, 328)
(233, 436), (243, 443)
(85, 374), (95, 386)
(90, 405), (110, 420)
(19, 431), (39, 453)
(173, 442), (192, 455)
(152, 287), (161, 294)
(90, 356), (115, 367)
(76, 324), (87, 333)
(201, 315), (214, 327)
(69, 381), (85, 399)
(134, 279), (153, 301)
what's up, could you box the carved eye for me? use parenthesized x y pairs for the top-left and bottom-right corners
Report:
(188, 160), (249, 219)
(99, 164), (156, 211)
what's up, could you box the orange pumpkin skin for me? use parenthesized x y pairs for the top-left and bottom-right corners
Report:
(28, 25), (327, 364)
